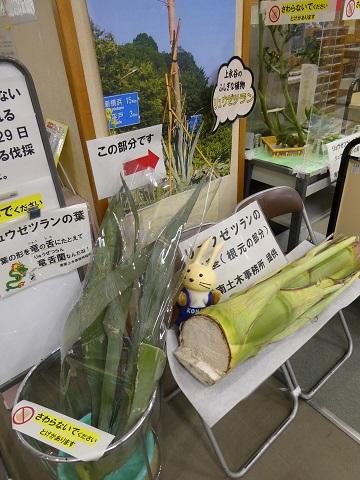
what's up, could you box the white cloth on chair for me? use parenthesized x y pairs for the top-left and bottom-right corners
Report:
(166, 241), (360, 427)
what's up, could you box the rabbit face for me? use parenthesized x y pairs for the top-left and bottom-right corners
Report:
(182, 237), (224, 293)
(183, 262), (216, 292)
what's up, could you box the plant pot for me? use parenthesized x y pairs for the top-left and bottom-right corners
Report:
(261, 136), (305, 157)
(14, 350), (161, 480)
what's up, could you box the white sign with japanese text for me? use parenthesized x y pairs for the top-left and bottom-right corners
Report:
(0, 204), (92, 297)
(179, 202), (287, 301)
(87, 124), (166, 199)
(12, 400), (115, 462)
(0, 66), (54, 196)
(326, 132), (360, 182)
(262, 0), (336, 25)
(343, 0), (360, 20)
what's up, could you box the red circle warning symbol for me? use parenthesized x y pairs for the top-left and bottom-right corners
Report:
(12, 406), (35, 425)
(269, 5), (281, 23)
(346, 0), (355, 17)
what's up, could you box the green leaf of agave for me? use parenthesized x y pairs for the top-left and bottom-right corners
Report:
(126, 343), (166, 430)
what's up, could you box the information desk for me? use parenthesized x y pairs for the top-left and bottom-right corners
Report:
(245, 148), (331, 251)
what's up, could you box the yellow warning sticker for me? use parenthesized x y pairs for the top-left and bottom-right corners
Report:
(12, 401), (114, 461)
(0, 193), (43, 223)
(264, 0), (335, 25)
(34, 411), (100, 446)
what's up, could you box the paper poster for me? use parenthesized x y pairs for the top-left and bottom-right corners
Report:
(179, 202), (287, 301)
(212, 56), (255, 132)
(262, 0), (336, 25)
(326, 133), (360, 182)
(0, 76), (51, 191)
(87, 124), (166, 198)
(12, 401), (114, 461)
(0, 204), (92, 297)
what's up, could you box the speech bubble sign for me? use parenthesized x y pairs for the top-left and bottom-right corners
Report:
(212, 56), (256, 132)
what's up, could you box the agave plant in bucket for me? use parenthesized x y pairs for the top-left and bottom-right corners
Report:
(15, 174), (215, 480)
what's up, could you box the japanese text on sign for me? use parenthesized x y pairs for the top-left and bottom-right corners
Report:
(263, 0), (336, 25)
(12, 401), (114, 462)
(0, 204), (92, 297)
(0, 65), (58, 198)
(104, 92), (140, 129)
(212, 56), (255, 132)
(179, 202), (287, 300)
(326, 132), (360, 182)
(87, 124), (166, 198)
(0, 193), (43, 223)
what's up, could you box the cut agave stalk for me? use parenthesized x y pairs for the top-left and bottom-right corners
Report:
(175, 237), (360, 385)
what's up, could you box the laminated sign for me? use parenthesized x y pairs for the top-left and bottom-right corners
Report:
(179, 202), (287, 301)
(0, 204), (92, 297)
(12, 401), (114, 461)
(262, 0), (336, 25)
(87, 124), (166, 199)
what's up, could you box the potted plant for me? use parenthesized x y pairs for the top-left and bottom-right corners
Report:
(257, 8), (321, 156)
(14, 175), (215, 480)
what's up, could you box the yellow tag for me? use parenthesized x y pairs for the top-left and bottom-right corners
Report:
(34, 411), (100, 446)
(0, 193), (43, 223)
(12, 401), (114, 461)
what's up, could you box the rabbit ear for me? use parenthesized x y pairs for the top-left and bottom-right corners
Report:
(194, 237), (211, 264)
(208, 241), (224, 267)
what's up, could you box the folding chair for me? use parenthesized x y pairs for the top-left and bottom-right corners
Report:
(235, 186), (353, 401)
(165, 187), (353, 478)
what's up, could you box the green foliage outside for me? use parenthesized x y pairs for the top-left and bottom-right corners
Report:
(92, 25), (231, 180)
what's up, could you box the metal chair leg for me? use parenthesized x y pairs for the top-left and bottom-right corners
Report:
(285, 310), (353, 401)
(199, 365), (299, 479)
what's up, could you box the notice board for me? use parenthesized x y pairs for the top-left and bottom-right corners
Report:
(0, 57), (81, 389)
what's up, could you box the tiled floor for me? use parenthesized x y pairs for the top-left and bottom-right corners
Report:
(2, 375), (360, 479)
(159, 377), (360, 480)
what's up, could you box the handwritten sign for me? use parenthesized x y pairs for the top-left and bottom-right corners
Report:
(12, 400), (114, 461)
(0, 204), (92, 297)
(179, 202), (287, 300)
(87, 124), (166, 198)
(326, 133), (360, 182)
(263, 0), (336, 25)
(212, 56), (255, 132)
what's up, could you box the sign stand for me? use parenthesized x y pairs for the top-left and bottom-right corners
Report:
(0, 57), (81, 392)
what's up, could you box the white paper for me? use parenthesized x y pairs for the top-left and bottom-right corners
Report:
(167, 241), (360, 427)
(87, 124), (166, 199)
(12, 400), (114, 461)
(263, 0), (336, 25)
(179, 202), (287, 300)
(0, 204), (92, 297)
(326, 132), (360, 182)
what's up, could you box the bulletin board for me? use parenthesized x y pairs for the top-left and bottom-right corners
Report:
(0, 57), (81, 390)
(328, 137), (360, 238)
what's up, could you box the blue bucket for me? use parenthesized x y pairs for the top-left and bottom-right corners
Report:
(57, 414), (155, 480)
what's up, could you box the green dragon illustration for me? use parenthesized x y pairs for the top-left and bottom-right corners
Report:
(6, 261), (28, 292)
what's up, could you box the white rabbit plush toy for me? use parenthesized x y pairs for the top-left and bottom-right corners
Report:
(176, 237), (224, 327)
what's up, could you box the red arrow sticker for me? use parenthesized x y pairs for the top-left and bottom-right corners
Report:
(12, 405), (35, 425)
(123, 149), (160, 176)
